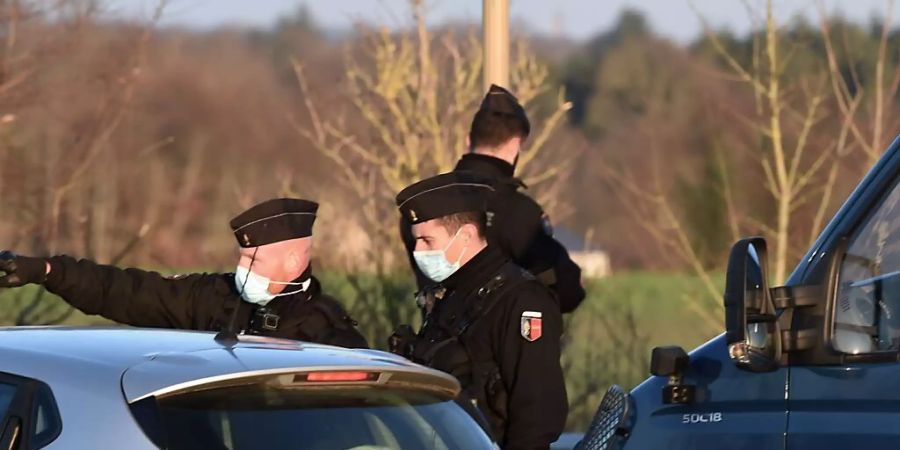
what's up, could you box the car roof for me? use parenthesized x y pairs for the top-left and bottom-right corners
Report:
(0, 326), (353, 367)
(0, 326), (457, 402)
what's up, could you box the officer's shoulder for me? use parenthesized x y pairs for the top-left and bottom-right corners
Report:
(505, 188), (544, 217)
(155, 270), (220, 284)
(495, 264), (550, 297)
(189, 272), (239, 296)
(501, 266), (559, 311)
(148, 271), (235, 301)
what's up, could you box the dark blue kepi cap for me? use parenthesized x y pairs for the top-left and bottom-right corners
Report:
(229, 198), (318, 248)
(396, 172), (495, 224)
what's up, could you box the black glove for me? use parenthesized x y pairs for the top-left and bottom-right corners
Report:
(388, 324), (416, 358)
(0, 251), (48, 287)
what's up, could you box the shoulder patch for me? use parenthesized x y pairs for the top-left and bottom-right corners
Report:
(541, 214), (554, 236)
(521, 311), (543, 342)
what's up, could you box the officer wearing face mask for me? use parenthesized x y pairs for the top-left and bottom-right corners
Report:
(400, 85), (585, 315)
(390, 172), (568, 450)
(0, 198), (368, 348)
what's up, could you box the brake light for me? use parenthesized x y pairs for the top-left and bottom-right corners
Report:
(304, 371), (377, 382)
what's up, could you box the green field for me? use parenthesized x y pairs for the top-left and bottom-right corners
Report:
(0, 271), (724, 430)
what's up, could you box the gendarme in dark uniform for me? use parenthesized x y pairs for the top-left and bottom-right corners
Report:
(392, 173), (568, 450)
(401, 84), (585, 314)
(0, 198), (368, 348)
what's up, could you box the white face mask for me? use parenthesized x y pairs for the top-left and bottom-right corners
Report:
(233, 265), (311, 306)
(413, 229), (467, 283)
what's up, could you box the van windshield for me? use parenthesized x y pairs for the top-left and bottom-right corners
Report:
(130, 384), (495, 450)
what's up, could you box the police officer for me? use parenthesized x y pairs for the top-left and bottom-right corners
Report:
(392, 172), (568, 450)
(402, 84), (585, 314)
(0, 198), (368, 348)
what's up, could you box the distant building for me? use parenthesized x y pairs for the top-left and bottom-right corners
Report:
(554, 227), (611, 278)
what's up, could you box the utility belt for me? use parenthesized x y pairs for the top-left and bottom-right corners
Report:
(389, 263), (533, 441)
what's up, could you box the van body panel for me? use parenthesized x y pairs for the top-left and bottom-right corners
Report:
(625, 337), (787, 449)
(621, 136), (900, 449)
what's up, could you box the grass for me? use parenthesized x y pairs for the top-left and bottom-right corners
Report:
(580, 272), (724, 350)
(562, 272), (723, 429)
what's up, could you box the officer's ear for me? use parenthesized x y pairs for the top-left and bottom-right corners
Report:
(284, 246), (303, 273)
(460, 223), (480, 245)
(292, 237), (313, 271)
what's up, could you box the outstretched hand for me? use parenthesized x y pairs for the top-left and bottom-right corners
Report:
(0, 251), (48, 288)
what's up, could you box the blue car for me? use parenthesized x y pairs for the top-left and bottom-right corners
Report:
(581, 135), (900, 450)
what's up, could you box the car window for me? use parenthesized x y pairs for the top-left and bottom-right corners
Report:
(30, 384), (61, 449)
(834, 177), (900, 353)
(132, 385), (495, 450)
(0, 375), (62, 450)
(0, 383), (16, 423)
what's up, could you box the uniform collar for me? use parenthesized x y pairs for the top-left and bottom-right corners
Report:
(262, 268), (319, 306)
(439, 245), (507, 293)
(455, 153), (515, 179)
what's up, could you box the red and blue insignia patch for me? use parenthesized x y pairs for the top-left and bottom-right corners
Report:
(521, 311), (543, 342)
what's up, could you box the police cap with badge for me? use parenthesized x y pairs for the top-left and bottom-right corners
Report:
(396, 171), (495, 224)
(220, 198), (319, 338)
(229, 198), (318, 247)
(390, 171), (497, 356)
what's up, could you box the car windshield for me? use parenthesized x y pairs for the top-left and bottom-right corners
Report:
(131, 384), (495, 450)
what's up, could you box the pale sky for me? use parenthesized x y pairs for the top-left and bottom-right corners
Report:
(114, 0), (900, 44)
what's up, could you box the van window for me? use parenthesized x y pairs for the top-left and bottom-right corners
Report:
(834, 177), (900, 353)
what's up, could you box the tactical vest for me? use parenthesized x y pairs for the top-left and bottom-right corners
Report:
(218, 274), (367, 348)
(405, 263), (535, 442)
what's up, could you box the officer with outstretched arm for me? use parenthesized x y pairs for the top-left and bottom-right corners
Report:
(0, 198), (368, 348)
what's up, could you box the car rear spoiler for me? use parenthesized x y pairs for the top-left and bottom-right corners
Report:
(128, 365), (461, 403)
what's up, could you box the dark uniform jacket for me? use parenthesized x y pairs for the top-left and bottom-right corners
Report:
(43, 255), (368, 348)
(404, 246), (568, 450)
(402, 153), (586, 314)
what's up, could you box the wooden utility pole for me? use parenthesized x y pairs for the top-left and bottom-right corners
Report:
(483, 0), (509, 91)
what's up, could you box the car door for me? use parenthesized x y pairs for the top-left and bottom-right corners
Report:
(786, 136), (900, 449)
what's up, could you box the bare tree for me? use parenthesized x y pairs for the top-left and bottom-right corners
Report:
(1, 0), (167, 325)
(591, 0), (891, 337)
(694, 0), (831, 283)
(289, 0), (572, 345)
(817, 0), (898, 167)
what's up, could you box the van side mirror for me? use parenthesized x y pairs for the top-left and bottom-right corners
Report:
(724, 237), (781, 372)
